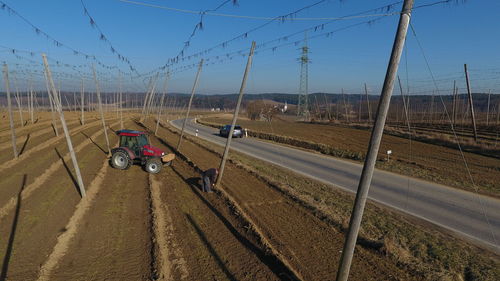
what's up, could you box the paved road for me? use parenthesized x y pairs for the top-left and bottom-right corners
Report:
(171, 118), (500, 253)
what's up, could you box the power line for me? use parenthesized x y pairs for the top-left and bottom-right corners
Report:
(119, 0), (395, 21)
(80, 0), (139, 75)
(0, 0), (126, 72)
(138, 0), (334, 77)
(409, 21), (499, 249)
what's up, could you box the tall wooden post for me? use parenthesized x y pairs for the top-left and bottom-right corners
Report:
(430, 90), (435, 124)
(155, 71), (170, 135)
(336, 1), (414, 280)
(146, 75), (160, 118)
(119, 72), (123, 129)
(2, 64), (18, 159)
(486, 89), (491, 126)
(496, 102), (500, 126)
(73, 92), (77, 112)
(364, 83), (372, 123)
(342, 88), (349, 122)
(358, 94), (361, 122)
(216, 42), (256, 188)
(91, 64), (111, 155)
(30, 84), (35, 124)
(464, 64), (478, 142)
(81, 78), (85, 125)
(452, 81), (457, 126)
(177, 59), (204, 151)
(496, 102), (500, 125)
(13, 77), (24, 127)
(141, 77), (152, 117)
(324, 94), (332, 121)
(42, 54), (86, 197)
(43, 69), (59, 136)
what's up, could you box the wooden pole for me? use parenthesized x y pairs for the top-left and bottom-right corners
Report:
(43, 70), (59, 136)
(397, 75), (409, 126)
(141, 75), (155, 119)
(42, 54), (86, 197)
(342, 88), (349, 122)
(2, 63), (18, 159)
(177, 59), (204, 151)
(358, 94), (361, 123)
(324, 94), (332, 121)
(452, 80), (457, 126)
(364, 83), (372, 123)
(81, 78), (85, 125)
(30, 83), (35, 124)
(430, 90), (435, 124)
(13, 77), (24, 127)
(73, 91), (77, 112)
(497, 102), (500, 126)
(155, 71), (170, 135)
(146, 75), (160, 118)
(91, 64), (111, 155)
(119, 72), (123, 129)
(464, 64), (478, 142)
(216, 42), (256, 188)
(336, 1), (414, 280)
(486, 89), (491, 126)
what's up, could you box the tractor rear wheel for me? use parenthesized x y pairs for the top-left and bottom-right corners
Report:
(145, 158), (162, 174)
(111, 151), (131, 170)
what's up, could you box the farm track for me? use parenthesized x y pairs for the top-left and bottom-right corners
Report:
(0, 119), (116, 212)
(143, 119), (416, 281)
(0, 121), (119, 280)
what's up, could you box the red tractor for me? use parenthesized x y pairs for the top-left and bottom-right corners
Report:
(110, 130), (175, 174)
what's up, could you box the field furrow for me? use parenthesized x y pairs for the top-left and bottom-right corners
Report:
(145, 119), (416, 281)
(0, 122), (119, 280)
(47, 121), (153, 281)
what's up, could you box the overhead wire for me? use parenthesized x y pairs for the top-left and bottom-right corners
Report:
(80, 0), (140, 75)
(119, 0), (397, 21)
(409, 22), (498, 248)
(138, 0), (336, 77)
(0, 0), (128, 72)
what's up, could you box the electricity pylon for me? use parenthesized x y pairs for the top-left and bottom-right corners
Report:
(297, 32), (310, 121)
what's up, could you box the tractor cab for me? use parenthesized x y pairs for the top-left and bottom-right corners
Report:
(110, 129), (175, 173)
(117, 130), (149, 157)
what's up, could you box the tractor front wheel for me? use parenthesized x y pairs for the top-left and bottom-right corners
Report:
(111, 151), (131, 170)
(145, 158), (162, 174)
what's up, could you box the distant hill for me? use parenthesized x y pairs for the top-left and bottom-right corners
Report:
(1, 91), (499, 114)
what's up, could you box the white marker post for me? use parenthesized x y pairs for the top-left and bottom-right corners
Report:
(387, 150), (392, 162)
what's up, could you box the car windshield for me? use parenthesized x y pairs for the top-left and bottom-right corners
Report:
(224, 125), (241, 130)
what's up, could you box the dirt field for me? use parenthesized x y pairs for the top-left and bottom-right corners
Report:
(202, 115), (500, 197)
(1, 110), (497, 280)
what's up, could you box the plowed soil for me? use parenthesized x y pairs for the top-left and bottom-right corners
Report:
(142, 119), (418, 280)
(0, 116), (119, 280)
(0, 113), (460, 280)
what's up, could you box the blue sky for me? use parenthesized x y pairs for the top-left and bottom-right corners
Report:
(1, 0), (499, 95)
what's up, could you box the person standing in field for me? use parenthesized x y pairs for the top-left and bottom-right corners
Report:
(201, 168), (218, 192)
